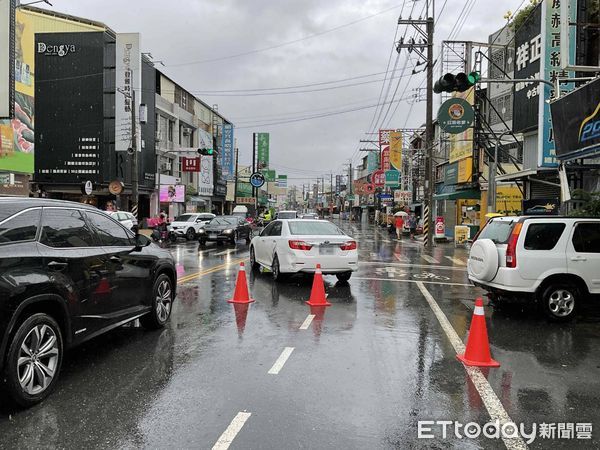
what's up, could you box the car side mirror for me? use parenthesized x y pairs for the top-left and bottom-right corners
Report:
(134, 234), (151, 250)
(131, 224), (139, 235)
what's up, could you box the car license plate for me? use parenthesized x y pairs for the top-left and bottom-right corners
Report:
(209, 233), (217, 239)
(319, 245), (334, 255)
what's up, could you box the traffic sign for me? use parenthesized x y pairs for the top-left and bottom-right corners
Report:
(384, 170), (400, 187)
(249, 172), (265, 188)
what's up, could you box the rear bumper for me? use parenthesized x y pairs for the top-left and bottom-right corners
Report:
(279, 253), (359, 274)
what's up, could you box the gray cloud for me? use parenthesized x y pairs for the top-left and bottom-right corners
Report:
(47, 0), (521, 184)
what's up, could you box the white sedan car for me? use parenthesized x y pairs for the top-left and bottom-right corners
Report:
(107, 211), (138, 230)
(249, 219), (358, 282)
(168, 213), (215, 240)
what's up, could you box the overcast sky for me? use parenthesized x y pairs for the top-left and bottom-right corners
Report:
(43, 0), (524, 187)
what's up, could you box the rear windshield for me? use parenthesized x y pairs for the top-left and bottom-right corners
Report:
(278, 212), (297, 219)
(210, 217), (238, 225)
(174, 214), (194, 222)
(477, 220), (514, 244)
(288, 221), (343, 235)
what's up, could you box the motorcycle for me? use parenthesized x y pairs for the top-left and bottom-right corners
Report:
(151, 224), (171, 248)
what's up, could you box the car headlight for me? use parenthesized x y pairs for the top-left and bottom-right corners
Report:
(222, 229), (233, 234)
(198, 229), (206, 234)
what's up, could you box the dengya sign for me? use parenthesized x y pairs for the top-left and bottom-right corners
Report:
(550, 77), (600, 160)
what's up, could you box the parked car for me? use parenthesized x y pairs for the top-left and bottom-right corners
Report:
(467, 216), (600, 321)
(198, 216), (252, 245)
(0, 198), (177, 407)
(168, 213), (215, 240)
(275, 210), (298, 219)
(107, 211), (138, 231)
(249, 219), (358, 282)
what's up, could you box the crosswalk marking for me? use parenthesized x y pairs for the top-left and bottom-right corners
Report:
(421, 254), (439, 264)
(444, 255), (466, 266)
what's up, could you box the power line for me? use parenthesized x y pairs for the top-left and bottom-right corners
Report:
(166, 4), (405, 67)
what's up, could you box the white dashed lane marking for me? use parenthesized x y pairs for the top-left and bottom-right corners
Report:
(268, 347), (295, 375)
(211, 411), (252, 450)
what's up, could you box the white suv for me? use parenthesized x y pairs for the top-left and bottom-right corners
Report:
(168, 213), (215, 240)
(468, 216), (600, 321)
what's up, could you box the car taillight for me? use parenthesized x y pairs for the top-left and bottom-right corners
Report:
(289, 240), (313, 251)
(340, 241), (357, 251)
(505, 222), (522, 268)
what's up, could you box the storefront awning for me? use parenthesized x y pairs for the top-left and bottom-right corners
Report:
(433, 186), (480, 200)
(189, 196), (207, 205)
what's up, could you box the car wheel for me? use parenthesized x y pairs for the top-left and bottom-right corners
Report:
(169, 233), (177, 243)
(336, 272), (352, 282)
(250, 246), (259, 270)
(540, 283), (578, 322)
(4, 313), (63, 407)
(272, 255), (287, 282)
(140, 274), (174, 330)
(186, 228), (196, 241)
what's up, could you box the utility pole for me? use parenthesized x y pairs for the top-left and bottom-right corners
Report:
(130, 87), (139, 218)
(397, 1), (434, 248)
(252, 133), (257, 211)
(234, 147), (239, 206)
(424, 12), (434, 249)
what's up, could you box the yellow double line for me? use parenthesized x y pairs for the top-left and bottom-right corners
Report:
(177, 257), (247, 284)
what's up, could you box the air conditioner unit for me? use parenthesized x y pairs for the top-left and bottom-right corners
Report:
(175, 177), (181, 183)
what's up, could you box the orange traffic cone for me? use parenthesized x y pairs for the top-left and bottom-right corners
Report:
(306, 264), (331, 307)
(228, 262), (255, 304)
(457, 298), (500, 367)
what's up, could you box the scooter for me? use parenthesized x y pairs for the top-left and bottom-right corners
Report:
(151, 225), (171, 247)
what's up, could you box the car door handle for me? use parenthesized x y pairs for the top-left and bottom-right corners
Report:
(47, 261), (68, 271)
(570, 256), (587, 261)
(110, 255), (122, 263)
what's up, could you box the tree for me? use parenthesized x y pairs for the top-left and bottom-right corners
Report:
(569, 189), (600, 217)
(508, 0), (540, 32)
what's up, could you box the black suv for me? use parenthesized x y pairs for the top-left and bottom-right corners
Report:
(0, 198), (177, 407)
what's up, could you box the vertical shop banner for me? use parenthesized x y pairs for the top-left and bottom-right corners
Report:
(277, 175), (287, 188)
(115, 33), (141, 152)
(2, 9), (34, 173)
(198, 155), (213, 196)
(389, 131), (402, 171)
(538, 0), (576, 167)
(513, 4), (542, 134)
(381, 145), (390, 170)
(220, 123), (234, 180)
(256, 132), (269, 168)
(0, 0), (15, 119)
(449, 88), (474, 163)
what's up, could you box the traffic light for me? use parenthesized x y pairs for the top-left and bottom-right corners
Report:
(197, 148), (214, 156)
(433, 71), (480, 94)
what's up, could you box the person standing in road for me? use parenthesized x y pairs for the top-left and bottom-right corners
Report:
(394, 214), (404, 239)
(408, 213), (417, 239)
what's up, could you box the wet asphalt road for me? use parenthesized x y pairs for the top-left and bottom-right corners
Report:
(1, 220), (600, 449)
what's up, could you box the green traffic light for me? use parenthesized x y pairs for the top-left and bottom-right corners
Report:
(467, 71), (480, 84)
